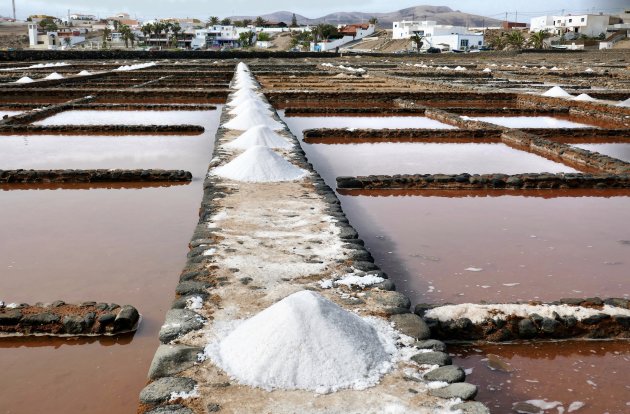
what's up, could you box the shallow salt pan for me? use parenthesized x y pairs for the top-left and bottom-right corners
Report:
(470, 116), (592, 129)
(573, 143), (630, 163)
(280, 114), (457, 130)
(34, 110), (215, 127)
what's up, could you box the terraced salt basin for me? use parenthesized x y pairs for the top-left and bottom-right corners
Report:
(469, 116), (594, 129)
(0, 110), (22, 118)
(451, 341), (630, 413)
(0, 110), (219, 170)
(573, 143), (630, 163)
(283, 115), (629, 413)
(0, 109), (221, 413)
(279, 112), (458, 130)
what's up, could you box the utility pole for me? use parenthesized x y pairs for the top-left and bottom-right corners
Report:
(12, 0), (16, 20)
(515, 10), (518, 22)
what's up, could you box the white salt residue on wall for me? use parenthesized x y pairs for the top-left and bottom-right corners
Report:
(320, 274), (385, 289)
(113, 62), (157, 71)
(224, 125), (292, 150)
(211, 146), (307, 182)
(425, 303), (630, 324)
(204, 291), (398, 393)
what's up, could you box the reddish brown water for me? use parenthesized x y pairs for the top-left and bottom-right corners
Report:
(451, 341), (630, 413)
(0, 109), (220, 413)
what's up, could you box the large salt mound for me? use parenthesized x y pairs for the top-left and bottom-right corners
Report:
(77, 70), (92, 76)
(211, 146), (307, 182)
(232, 87), (261, 98)
(617, 98), (630, 107)
(227, 92), (265, 107)
(228, 100), (272, 116)
(542, 86), (572, 98)
(224, 125), (292, 149)
(237, 62), (248, 72)
(573, 93), (596, 102)
(223, 107), (283, 130)
(14, 76), (34, 83)
(207, 291), (394, 393)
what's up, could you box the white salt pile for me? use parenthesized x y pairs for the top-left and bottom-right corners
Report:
(224, 125), (292, 149)
(30, 62), (69, 69)
(233, 79), (257, 89)
(211, 146), (307, 182)
(425, 303), (630, 324)
(573, 93), (596, 102)
(228, 100), (272, 116)
(113, 62), (157, 71)
(454, 66), (466, 71)
(584, 68), (594, 72)
(617, 98), (630, 107)
(542, 86), (572, 98)
(482, 68), (492, 73)
(204, 290), (396, 393)
(14, 76), (34, 83)
(237, 62), (248, 72)
(44, 72), (64, 80)
(232, 87), (262, 98)
(77, 70), (92, 76)
(227, 90), (263, 107)
(223, 107), (283, 130)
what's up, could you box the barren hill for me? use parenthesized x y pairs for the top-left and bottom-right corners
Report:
(229, 5), (501, 27)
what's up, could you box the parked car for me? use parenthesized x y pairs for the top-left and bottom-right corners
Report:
(426, 47), (441, 53)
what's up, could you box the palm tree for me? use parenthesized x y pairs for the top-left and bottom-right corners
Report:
(220, 18), (231, 26)
(242, 19), (252, 27)
(506, 30), (525, 49)
(102, 26), (111, 47)
(62, 37), (72, 48)
(170, 22), (181, 48)
(208, 16), (219, 26)
(291, 13), (298, 27)
(119, 24), (132, 48)
(254, 16), (267, 27)
(141, 23), (153, 45)
(369, 17), (378, 25)
(528, 30), (549, 49)
(411, 33), (424, 51)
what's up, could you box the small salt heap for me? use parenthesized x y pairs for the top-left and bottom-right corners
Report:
(77, 70), (91, 76)
(211, 146), (307, 182)
(44, 72), (64, 80)
(542, 86), (572, 98)
(14, 76), (34, 83)
(205, 291), (395, 393)
(617, 98), (630, 108)
(584, 67), (594, 72)
(482, 68), (492, 73)
(224, 125), (292, 149)
(223, 106), (283, 130)
(573, 93), (596, 102)
(454, 66), (466, 71)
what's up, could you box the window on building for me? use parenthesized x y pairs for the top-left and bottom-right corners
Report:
(478, 41), (482, 45)
(569, 19), (572, 23)
(581, 17), (585, 22)
(460, 39), (469, 48)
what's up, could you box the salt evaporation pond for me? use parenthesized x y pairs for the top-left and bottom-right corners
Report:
(0, 110), (22, 118)
(338, 193), (630, 304)
(451, 341), (630, 414)
(0, 109), (221, 414)
(573, 143), (630, 163)
(33, 109), (212, 126)
(0, 110), (220, 170)
(470, 116), (593, 129)
(280, 112), (457, 130)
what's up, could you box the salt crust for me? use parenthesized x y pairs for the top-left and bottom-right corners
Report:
(542, 86), (572, 98)
(228, 100), (273, 116)
(224, 125), (292, 149)
(425, 303), (630, 324)
(617, 98), (630, 107)
(113, 62), (156, 71)
(227, 91), (265, 107)
(223, 107), (284, 130)
(77, 70), (92, 76)
(320, 274), (385, 289)
(204, 291), (398, 393)
(211, 146), (307, 182)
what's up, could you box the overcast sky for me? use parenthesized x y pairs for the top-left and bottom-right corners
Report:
(2, 0), (627, 22)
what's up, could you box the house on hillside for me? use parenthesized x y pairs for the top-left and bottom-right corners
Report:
(192, 25), (255, 49)
(27, 23), (85, 49)
(530, 14), (612, 37)
(310, 23), (375, 52)
(392, 20), (484, 52)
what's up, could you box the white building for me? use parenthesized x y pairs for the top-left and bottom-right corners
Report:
(530, 14), (611, 37)
(310, 23), (375, 52)
(392, 21), (484, 51)
(191, 25), (255, 49)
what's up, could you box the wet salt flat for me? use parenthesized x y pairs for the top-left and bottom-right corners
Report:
(279, 112), (457, 130)
(283, 116), (577, 182)
(338, 194), (630, 304)
(451, 341), (630, 414)
(0, 110), (22, 118)
(33, 110), (212, 126)
(0, 109), (221, 171)
(574, 143), (630, 163)
(0, 109), (220, 414)
(470, 116), (593, 129)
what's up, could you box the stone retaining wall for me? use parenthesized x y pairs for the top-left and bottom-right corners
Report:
(0, 302), (140, 336)
(336, 173), (630, 191)
(302, 128), (502, 143)
(0, 124), (205, 135)
(0, 169), (192, 183)
(416, 298), (630, 342)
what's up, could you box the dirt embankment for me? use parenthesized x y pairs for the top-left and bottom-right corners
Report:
(0, 23), (29, 49)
